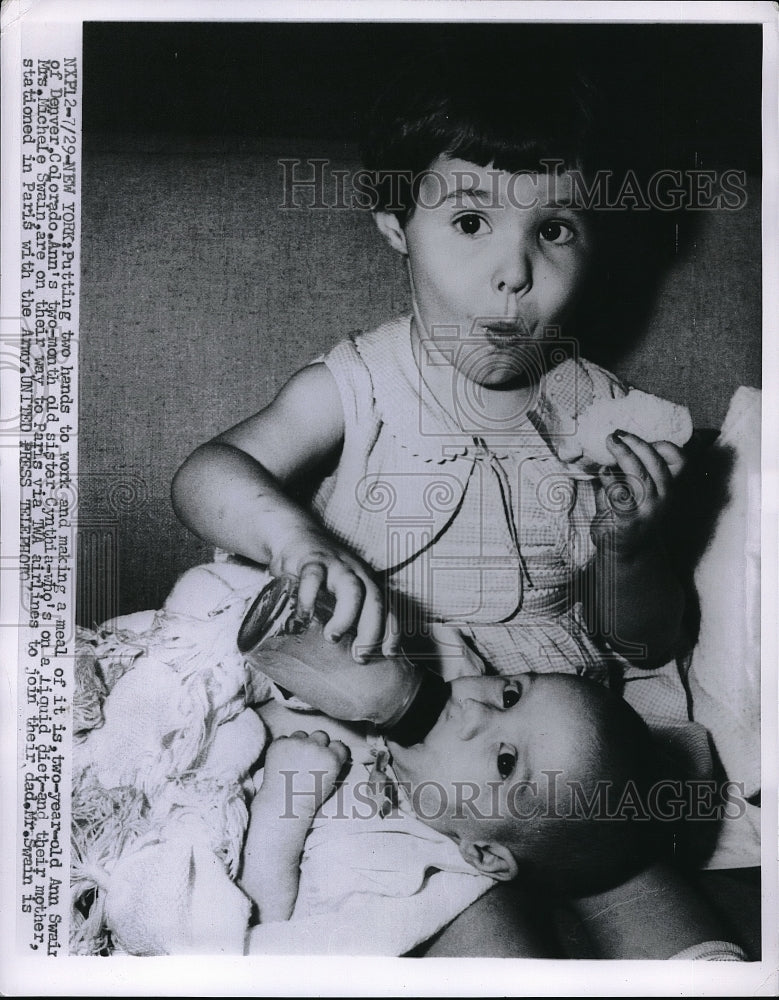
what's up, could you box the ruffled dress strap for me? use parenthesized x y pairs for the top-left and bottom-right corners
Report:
(353, 317), (473, 463)
(314, 317), (475, 568)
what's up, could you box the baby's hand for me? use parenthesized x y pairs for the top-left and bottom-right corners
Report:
(270, 524), (399, 661)
(260, 730), (350, 819)
(590, 430), (685, 558)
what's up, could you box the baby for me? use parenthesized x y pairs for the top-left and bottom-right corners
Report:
(240, 670), (658, 929)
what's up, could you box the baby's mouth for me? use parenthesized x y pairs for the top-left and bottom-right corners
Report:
(562, 457), (601, 477)
(382, 676), (452, 747)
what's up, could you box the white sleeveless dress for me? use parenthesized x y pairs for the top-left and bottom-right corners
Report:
(312, 315), (632, 684)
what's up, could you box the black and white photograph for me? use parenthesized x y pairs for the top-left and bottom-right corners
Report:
(1, 1), (777, 995)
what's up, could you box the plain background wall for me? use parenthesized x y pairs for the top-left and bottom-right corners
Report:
(77, 22), (763, 625)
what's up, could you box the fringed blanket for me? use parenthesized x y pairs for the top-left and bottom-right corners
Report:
(71, 559), (272, 955)
(70, 559), (492, 956)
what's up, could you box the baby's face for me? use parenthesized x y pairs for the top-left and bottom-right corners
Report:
(389, 673), (600, 844)
(400, 156), (594, 390)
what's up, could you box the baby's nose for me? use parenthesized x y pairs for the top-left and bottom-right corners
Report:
(450, 675), (506, 709)
(457, 698), (490, 741)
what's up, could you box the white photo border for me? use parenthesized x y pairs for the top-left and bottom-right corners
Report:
(1, 1), (777, 996)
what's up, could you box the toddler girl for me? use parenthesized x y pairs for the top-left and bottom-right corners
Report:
(172, 49), (686, 685)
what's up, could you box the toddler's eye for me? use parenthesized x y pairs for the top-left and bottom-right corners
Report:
(502, 682), (520, 708)
(497, 743), (518, 780)
(539, 220), (575, 245)
(455, 213), (488, 236)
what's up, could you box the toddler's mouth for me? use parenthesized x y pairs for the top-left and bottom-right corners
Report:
(482, 319), (530, 346)
(485, 319), (525, 333)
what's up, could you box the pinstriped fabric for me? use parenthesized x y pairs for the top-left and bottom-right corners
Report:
(312, 316), (621, 681)
(312, 316), (692, 722)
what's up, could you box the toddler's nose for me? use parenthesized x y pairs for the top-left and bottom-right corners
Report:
(492, 243), (531, 296)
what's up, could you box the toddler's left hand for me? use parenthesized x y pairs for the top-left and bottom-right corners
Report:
(590, 430), (685, 558)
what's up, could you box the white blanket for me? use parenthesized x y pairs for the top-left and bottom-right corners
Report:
(71, 556), (492, 956)
(688, 387), (761, 798)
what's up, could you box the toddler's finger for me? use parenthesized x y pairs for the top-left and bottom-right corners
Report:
(323, 565), (364, 643)
(290, 730), (309, 740)
(613, 431), (672, 499)
(652, 440), (686, 478)
(594, 474), (615, 510)
(307, 730), (331, 747)
(297, 561), (327, 618)
(352, 577), (386, 662)
(381, 607), (403, 659)
(605, 430), (656, 504)
(595, 468), (631, 518)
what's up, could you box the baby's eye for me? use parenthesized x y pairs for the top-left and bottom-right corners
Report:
(502, 682), (520, 708)
(454, 213), (489, 236)
(539, 219), (575, 245)
(497, 743), (518, 780)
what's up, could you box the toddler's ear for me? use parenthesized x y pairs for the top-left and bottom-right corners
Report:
(373, 211), (408, 255)
(458, 840), (519, 882)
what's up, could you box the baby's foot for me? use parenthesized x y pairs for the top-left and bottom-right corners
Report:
(255, 730), (350, 821)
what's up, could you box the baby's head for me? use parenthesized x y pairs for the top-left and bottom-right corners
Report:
(388, 673), (659, 896)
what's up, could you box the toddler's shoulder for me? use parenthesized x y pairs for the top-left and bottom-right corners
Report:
(315, 315), (411, 432)
(321, 313), (412, 399)
(319, 314), (409, 371)
(351, 314), (413, 363)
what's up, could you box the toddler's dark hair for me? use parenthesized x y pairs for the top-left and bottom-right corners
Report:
(360, 40), (604, 224)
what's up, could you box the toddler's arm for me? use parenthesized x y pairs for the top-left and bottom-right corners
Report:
(585, 430), (686, 667)
(240, 730), (349, 923)
(172, 363), (392, 657)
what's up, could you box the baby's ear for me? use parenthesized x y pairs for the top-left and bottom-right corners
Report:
(373, 210), (408, 255)
(458, 840), (519, 882)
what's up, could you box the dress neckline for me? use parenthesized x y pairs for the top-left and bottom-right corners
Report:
(360, 315), (554, 463)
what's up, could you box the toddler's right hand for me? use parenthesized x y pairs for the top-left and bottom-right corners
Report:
(270, 524), (399, 661)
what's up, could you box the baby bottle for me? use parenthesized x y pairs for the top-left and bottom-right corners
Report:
(237, 575), (450, 746)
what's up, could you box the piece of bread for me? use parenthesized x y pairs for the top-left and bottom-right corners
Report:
(530, 359), (693, 470)
(571, 389), (693, 466)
